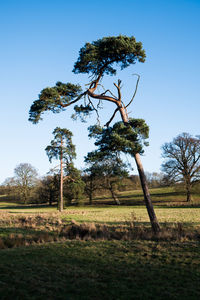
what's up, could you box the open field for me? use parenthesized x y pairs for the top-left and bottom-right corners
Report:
(1, 187), (200, 226)
(0, 241), (200, 299)
(0, 187), (200, 299)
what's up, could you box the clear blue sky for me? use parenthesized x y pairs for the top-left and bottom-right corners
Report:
(0, 0), (200, 183)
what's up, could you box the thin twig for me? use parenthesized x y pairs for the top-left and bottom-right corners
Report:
(87, 95), (100, 125)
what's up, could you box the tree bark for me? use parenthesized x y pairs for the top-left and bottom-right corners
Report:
(89, 178), (93, 205)
(89, 192), (93, 205)
(186, 182), (192, 202)
(119, 106), (160, 232)
(109, 183), (120, 205)
(134, 153), (160, 233)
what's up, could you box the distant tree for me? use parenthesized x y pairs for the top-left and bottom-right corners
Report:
(14, 163), (38, 203)
(45, 127), (76, 211)
(145, 172), (165, 188)
(162, 133), (200, 201)
(129, 175), (141, 190)
(82, 165), (102, 205)
(85, 151), (129, 205)
(63, 164), (85, 205)
(29, 35), (160, 232)
(37, 174), (59, 206)
(2, 177), (16, 196)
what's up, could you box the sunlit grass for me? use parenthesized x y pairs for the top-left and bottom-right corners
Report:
(1, 186), (200, 226)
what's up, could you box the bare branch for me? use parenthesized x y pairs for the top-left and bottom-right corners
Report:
(125, 74), (140, 108)
(87, 89), (119, 104)
(60, 91), (86, 108)
(97, 99), (103, 109)
(114, 79), (122, 102)
(63, 175), (75, 182)
(87, 95), (100, 125)
(104, 107), (120, 127)
(100, 88), (118, 99)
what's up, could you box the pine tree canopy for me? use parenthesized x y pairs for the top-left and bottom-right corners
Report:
(73, 35), (146, 76)
(45, 127), (76, 163)
(88, 118), (149, 156)
(29, 82), (82, 124)
(85, 150), (129, 178)
(29, 35), (145, 124)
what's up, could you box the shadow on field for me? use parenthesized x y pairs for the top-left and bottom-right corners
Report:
(93, 190), (200, 208)
(0, 240), (200, 300)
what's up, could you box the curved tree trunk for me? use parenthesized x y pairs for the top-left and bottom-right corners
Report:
(134, 153), (160, 233)
(119, 107), (160, 233)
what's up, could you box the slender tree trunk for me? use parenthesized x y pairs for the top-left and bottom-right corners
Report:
(109, 184), (120, 205)
(59, 138), (64, 212)
(134, 153), (160, 233)
(120, 107), (160, 233)
(89, 179), (93, 205)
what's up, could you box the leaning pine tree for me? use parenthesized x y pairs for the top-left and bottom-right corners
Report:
(29, 35), (160, 233)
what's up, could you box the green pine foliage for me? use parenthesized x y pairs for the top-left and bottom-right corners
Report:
(88, 118), (149, 156)
(64, 164), (85, 205)
(73, 35), (146, 76)
(29, 35), (145, 124)
(45, 127), (76, 163)
(29, 82), (82, 124)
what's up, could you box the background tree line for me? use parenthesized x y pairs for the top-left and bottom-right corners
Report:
(1, 132), (200, 206)
(1, 162), (167, 206)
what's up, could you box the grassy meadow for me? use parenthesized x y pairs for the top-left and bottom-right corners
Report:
(0, 186), (200, 299)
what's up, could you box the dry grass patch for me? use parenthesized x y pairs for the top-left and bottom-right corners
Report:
(0, 211), (200, 250)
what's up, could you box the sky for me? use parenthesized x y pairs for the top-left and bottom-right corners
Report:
(0, 0), (200, 183)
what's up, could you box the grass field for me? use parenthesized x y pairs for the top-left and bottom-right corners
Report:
(0, 187), (200, 299)
(1, 240), (200, 300)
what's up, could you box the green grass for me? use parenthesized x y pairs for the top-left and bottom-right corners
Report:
(0, 240), (200, 299)
(1, 205), (200, 226)
(1, 186), (200, 227)
(0, 187), (200, 299)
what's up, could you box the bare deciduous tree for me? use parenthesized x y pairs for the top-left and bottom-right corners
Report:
(162, 133), (200, 201)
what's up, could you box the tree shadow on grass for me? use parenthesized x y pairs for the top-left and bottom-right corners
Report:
(0, 240), (200, 300)
(93, 191), (190, 206)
